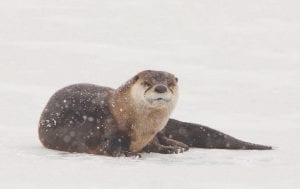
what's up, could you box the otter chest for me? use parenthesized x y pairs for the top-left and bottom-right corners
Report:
(129, 118), (168, 152)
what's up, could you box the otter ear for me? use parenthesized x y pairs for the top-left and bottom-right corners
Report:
(133, 75), (139, 83)
(175, 77), (178, 83)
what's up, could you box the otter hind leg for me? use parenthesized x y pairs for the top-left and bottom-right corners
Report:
(164, 119), (273, 150)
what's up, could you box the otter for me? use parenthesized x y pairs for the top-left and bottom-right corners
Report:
(38, 70), (272, 157)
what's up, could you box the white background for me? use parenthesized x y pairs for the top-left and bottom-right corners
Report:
(0, 0), (299, 188)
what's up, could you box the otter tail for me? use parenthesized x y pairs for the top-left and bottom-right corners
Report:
(164, 119), (272, 150)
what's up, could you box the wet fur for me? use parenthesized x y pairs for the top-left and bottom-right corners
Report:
(110, 71), (178, 152)
(39, 70), (272, 157)
(39, 70), (179, 156)
(38, 84), (130, 156)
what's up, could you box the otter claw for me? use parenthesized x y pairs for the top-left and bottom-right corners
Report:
(133, 154), (142, 159)
(179, 148), (183, 153)
(125, 152), (142, 158)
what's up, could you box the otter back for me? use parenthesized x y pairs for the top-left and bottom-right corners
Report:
(38, 84), (130, 156)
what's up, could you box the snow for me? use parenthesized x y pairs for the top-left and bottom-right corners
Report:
(1, 0), (300, 188)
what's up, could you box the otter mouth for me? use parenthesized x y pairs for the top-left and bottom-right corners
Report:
(155, 98), (170, 102)
(147, 97), (171, 104)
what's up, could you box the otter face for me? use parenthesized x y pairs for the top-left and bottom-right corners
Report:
(131, 70), (179, 109)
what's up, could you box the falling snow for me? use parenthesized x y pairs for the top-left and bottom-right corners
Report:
(1, 0), (300, 189)
(87, 117), (94, 122)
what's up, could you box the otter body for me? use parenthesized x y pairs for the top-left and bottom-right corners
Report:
(39, 70), (182, 156)
(39, 70), (272, 157)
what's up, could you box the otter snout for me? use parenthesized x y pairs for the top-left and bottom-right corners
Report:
(154, 85), (167, 93)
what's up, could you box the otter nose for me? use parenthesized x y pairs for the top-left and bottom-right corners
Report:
(154, 85), (167, 93)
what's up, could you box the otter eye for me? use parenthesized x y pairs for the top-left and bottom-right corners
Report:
(142, 81), (151, 87)
(175, 77), (178, 82)
(167, 81), (175, 88)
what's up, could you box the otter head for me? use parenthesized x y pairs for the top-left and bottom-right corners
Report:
(130, 70), (179, 110)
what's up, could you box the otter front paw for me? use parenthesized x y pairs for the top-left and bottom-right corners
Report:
(157, 145), (187, 154)
(110, 150), (142, 158)
(125, 152), (142, 159)
(108, 132), (130, 157)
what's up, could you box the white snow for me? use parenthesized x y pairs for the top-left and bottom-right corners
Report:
(1, 0), (300, 188)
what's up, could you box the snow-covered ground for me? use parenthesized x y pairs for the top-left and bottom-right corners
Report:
(1, 0), (300, 188)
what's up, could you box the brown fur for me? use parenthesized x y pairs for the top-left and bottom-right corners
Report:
(110, 71), (177, 152)
(39, 70), (271, 157)
(39, 70), (179, 156)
